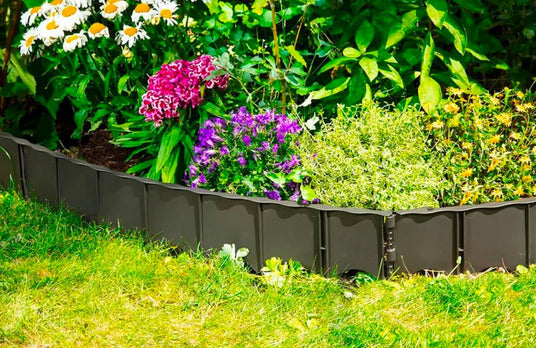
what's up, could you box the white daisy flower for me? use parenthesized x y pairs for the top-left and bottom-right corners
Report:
(37, 17), (65, 46)
(154, 1), (179, 26)
(42, 0), (68, 15)
(63, 31), (88, 51)
(100, 0), (129, 20)
(57, 5), (90, 31)
(87, 22), (110, 39)
(115, 25), (149, 48)
(69, 0), (92, 8)
(21, 6), (44, 27)
(19, 28), (39, 56)
(132, 2), (155, 23)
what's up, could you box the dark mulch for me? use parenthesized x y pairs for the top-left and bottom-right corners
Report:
(61, 129), (141, 173)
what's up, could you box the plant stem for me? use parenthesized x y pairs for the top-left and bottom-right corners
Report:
(0, 0), (22, 120)
(269, 0), (286, 114)
(286, 2), (309, 71)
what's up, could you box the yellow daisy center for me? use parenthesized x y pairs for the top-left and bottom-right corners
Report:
(66, 35), (79, 43)
(46, 20), (59, 30)
(160, 9), (172, 19)
(89, 22), (106, 34)
(30, 6), (41, 14)
(104, 3), (118, 13)
(135, 3), (150, 13)
(51, 0), (63, 5)
(124, 27), (138, 37)
(62, 5), (77, 17)
(26, 36), (35, 47)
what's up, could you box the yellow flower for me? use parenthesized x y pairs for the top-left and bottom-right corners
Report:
(488, 134), (501, 144)
(517, 91), (525, 99)
(519, 156), (531, 164)
(514, 187), (524, 196)
(460, 191), (473, 205)
(122, 46), (133, 59)
(495, 112), (512, 126)
(522, 163), (531, 171)
(509, 132), (521, 141)
(490, 96), (501, 106)
(532, 185), (536, 195)
(461, 142), (473, 150)
(488, 157), (501, 172)
(448, 115), (460, 127)
(444, 102), (460, 114)
(447, 87), (463, 96)
(491, 189), (503, 201)
(522, 175), (532, 183)
(461, 168), (473, 178)
(426, 120), (444, 131)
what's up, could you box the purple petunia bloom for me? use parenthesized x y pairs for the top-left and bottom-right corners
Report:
(264, 190), (282, 200)
(242, 134), (251, 146)
(237, 154), (246, 167)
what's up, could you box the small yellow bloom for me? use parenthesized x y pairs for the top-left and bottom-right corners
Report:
(490, 96), (501, 106)
(495, 112), (512, 126)
(514, 187), (524, 196)
(517, 91), (525, 99)
(532, 185), (536, 195)
(489, 134), (501, 144)
(461, 142), (473, 151)
(447, 87), (463, 96)
(448, 115), (460, 127)
(522, 163), (531, 171)
(488, 157), (501, 172)
(509, 132), (521, 141)
(460, 191), (473, 205)
(522, 175), (532, 183)
(461, 168), (473, 178)
(444, 102), (460, 114)
(491, 189), (503, 200)
(519, 156), (531, 164)
(122, 46), (133, 59)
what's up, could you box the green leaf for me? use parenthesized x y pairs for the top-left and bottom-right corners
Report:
(318, 57), (357, 74)
(443, 15), (467, 54)
(359, 57), (378, 82)
(300, 185), (316, 201)
(252, 0), (268, 15)
(451, 0), (485, 13)
(385, 21), (405, 48)
(379, 65), (404, 89)
(421, 32), (435, 81)
(355, 20), (374, 53)
(465, 46), (489, 61)
(218, 2), (234, 22)
(265, 172), (287, 187)
(76, 75), (91, 100)
(310, 77), (350, 100)
(401, 10), (420, 30)
(418, 76), (442, 113)
(118, 75), (130, 93)
(342, 47), (362, 59)
(285, 45), (307, 67)
(5, 51), (36, 95)
(161, 147), (180, 183)
(426, 0), (448, 29)
(156, 126), (183, 172)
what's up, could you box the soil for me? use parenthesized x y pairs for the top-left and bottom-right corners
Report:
(61, 129), (141, 173)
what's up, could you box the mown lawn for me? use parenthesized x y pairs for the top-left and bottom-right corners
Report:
(1, 189), (536, 347)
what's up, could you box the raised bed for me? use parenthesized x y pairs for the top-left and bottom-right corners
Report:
(1, 131), (534, 276)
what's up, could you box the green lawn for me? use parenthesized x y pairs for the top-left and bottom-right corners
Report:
(1, 190), (536, 347)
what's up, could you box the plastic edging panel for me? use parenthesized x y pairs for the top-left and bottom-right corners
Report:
(326, 211), (384, 276)
(393, 212), (457, 274)
(22, 144), (59, 204)
(146, 182), (199, 250)
(98, 170), (146, 231)
(0, 134), (21, 191)
(201, 195), (260, 271)
(262, 204), (320, 270)
(464, 206), (526, 272)
(57, 158), (99, 220)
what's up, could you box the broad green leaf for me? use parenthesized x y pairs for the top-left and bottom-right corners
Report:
(156, 126), (183, 172)
(418, 76), (442, 113)
(343, 47), (362, 58)
(310, 77), (350, 100)
(265, 172), (287, 187)
(73, 109), (89, 139)
(379, 65), (404, 89)
(346, 73), (366, 104)
(426, 0), (448, 28)
(451, 0), (485, 12)
(5, 51), (36, 95)
(285, 45), (307, 67)
(318, 57), (357, 74)
(465, 46), (489, 61)
(118, 75), (129, 93)
(355, 20), (374, 53)
(443, 15), (467, 54)
(301, 185), (316, 201)
(161, 147), (180, 183)
(76, 75), (91, 100)
(421, 32), (435, 81)
(359, 57), (378, 82)
(385, 21), (405, 48)
(218, 2), (234, 22)
(401, 10), (419, 30)
(445, 56), (470, 85)
(252, 0), (268, 15)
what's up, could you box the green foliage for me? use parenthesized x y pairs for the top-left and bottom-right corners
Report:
(307, 0), (491, 111)
(296, 102), (445, 210)
(261, 257), (306, 287)
(219, 243), (249, 268)
(424, 88), (536, 206)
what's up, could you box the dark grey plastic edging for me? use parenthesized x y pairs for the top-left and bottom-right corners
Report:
(1, 130), (535, 276)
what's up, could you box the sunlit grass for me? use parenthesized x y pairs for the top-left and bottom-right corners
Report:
(1, 189), (536, 347)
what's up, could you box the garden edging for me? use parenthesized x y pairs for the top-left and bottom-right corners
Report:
(1, 131), (535, 276)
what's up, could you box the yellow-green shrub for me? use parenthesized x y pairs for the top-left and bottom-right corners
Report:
(296, 103), (445, 211)
(425, 88), (536, 206)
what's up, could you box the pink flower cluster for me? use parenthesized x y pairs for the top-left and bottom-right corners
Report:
(139, 55), (230, 127)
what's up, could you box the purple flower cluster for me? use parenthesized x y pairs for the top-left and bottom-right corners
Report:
(139, 55), (230, 127)
(187, 107), (312, 202)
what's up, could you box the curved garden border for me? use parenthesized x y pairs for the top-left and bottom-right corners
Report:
(1, 131), (535, 276)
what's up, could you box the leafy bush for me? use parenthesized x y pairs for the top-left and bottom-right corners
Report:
(424, 88), (536, 206)
(296, 103), (445, 210)
(187, 107), (317, 202)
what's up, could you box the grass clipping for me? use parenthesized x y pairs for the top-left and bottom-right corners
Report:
(297, 103), (446, 210)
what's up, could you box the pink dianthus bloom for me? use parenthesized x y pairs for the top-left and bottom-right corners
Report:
(139, 55), (230, 127)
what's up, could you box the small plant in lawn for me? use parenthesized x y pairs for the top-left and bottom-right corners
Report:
(261, 257), (306, 287)
(424, 88), (536, 206)
(218, 243), (249, 268)
(187, 106), (318, 202)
